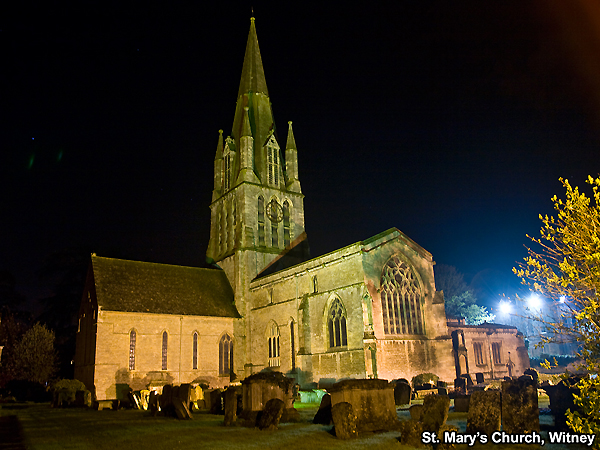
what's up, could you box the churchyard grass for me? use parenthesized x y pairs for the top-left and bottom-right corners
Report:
(0, 397), (589, 450)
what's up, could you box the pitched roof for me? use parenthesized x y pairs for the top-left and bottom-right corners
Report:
(90, 255), (240, 318)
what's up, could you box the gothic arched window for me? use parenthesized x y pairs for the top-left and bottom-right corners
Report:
(219, 334), (233, 376)
(328, 298), (347, 348)
(258, 196), (265, 246)
(268, 323), (280, 367)
(129, 330), (136, 370)
(380, 256), (424, 335)
(267, 144), (279, 186)
(162, 331), (168, 370)
(283, 201), (290, 248)
(192, 332), (198, 370)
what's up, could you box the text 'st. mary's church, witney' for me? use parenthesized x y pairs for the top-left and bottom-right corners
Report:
(74, 18), (516, 401)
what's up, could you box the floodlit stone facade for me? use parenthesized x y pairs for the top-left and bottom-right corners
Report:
(74, 17), (528, 401)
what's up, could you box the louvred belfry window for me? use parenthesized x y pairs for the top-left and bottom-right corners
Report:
(129, 330), (136, 370)
(267, 144), (279, 186)
(380, 256), (424, 335)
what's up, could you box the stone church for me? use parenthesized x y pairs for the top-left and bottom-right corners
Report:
(74, 18), (528, 401)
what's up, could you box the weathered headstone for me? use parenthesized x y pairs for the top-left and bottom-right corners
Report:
(258, 398), (285, 431)
(313, 393), (332, 424)
(208, 389), (224, 414)
(421, 394), (450, 432)
(475, 373), (485, 384)
(224, 387), (238, 426)
(466, 390), (501, 435)
(436, 424), (460, 450)
(394, 381), (412, 406)
(149, 391), (159, 416)
(173, 398), (193, 420)
(453, 394), (470, 413)
(75, 390), (92, 408)
(542, 377), (581, 431)
(502, 376), (539, 433)
(331, 401), (358, 440)
(398, 419), (426, 448)
(409, 404), (424, 421)
(178, 384), (192, 408)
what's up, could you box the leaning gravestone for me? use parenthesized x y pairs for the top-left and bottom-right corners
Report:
(313, 393), (332, 425)
(502, 375), (539, 433)
(421, 394), (450, 432)
(394, 381), (412, 406)
(466, 390), (501, 435)
(258, 398), (285, 431)
(331, 401), (358, 440)
(173, 397), (193, 420)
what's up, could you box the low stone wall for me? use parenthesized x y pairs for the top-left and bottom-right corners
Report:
(328, 379), (397, 432)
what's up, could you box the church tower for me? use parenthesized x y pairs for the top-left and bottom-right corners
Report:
(207, 17), (307, 305)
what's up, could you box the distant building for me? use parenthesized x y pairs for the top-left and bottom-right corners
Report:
(75, 17), (527, 401)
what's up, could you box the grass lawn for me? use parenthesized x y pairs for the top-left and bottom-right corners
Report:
(0, 397), (591, 450)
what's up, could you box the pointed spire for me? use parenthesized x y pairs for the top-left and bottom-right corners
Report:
(238, 17), (269, 97)
(242, 107), (252, 137)
(286, 121), (296, 151)
(215, 129), (224, 160)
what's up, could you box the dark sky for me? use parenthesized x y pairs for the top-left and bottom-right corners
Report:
(2, 1), (599, 309)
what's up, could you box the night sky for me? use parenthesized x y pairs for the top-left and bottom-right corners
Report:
(2, 1), (599, 310)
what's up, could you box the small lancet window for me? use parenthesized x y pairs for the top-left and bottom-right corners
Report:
(129, 330), (136, 370)
(283, 201), (290, 248)
(328, 298), (348, 348)
(219, 334), (233, 376)
(268, 323), (280, 367)
(193, 332), (198, 370)
(258, 196), (265, 246)
(162, 331), (168, 370)
(290, 321), (296, 371)
(223, 144), (231, 191)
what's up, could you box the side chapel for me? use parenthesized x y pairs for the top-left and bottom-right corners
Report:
(74, 18), (528, 401)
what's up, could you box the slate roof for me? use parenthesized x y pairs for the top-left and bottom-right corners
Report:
(91, 255), (240, 318)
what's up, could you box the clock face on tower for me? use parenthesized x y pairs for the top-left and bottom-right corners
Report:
(266, 199), (283, 223)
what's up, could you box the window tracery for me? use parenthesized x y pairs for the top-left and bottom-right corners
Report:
(267, 143), (279, 186)
(268, 323), (280, 367)
(380, 256), (424, 335)
(219, 334), (233, 376)
(328, 298), (347, 348)
(129, 330), (136, 370)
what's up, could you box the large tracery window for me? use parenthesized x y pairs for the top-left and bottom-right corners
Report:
(380, 256), (424, 335)
(268, 323), (280, 367)
(258, 196), (265, 246)
(328, 298), (348, 348)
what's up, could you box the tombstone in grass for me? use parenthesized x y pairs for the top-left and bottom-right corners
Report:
(258, 398), (285, 431)
(421, 394), (451, 432)
(178, 384), (192, 410)
(224, 387), (239, 426)
(240, 371), (296, 426)
(313, 393), (333, 424)
(541, 377), (582, 431)
(502, 375), (539, 433)
(394, 380), (412, 406)
(475, 373), (485, 384)
(75, 390), (92, 408)
(331, 402), (358, 440)
(149, 391), (159, 416)
(409, 404), (424, 421)
(173, 397), (193, 420)
(160, 384), (174, 416)
(466, 390), (501, 435)
(328, 379), (398, 432)
(398, 419), (426, 448)
(453, 394), (470, 413)
(208, 389), (224, 415)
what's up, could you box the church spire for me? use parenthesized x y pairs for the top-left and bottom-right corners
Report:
(238, 17), (269, 98)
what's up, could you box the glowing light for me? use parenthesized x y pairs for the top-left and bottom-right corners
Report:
(559, 296), (566, 303)
(528, 293), (542, 310)
(499, 301), (512, 315)
(28, 154), (35, 169)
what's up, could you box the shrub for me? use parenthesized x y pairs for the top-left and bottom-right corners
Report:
(411, 373), (439, 388)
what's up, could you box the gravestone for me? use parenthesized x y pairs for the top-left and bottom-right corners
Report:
(313, 393), (332, 424)
(454, 377), (466, 393)
(240, 372), (295, 426)
(394, 381), (412, 406)
(475, 373), (485, 384)
(421, 394), (450, 432)
(258, 398), (285, 431)
(75, 390), (92, 408)
(208, 389), (224, 414)
(453, 394), (470, 412)
(161, 384), (174, 416)
(398, 419), (426, 448)
(409, 404), (424, 421)
(149, 391), (159, 416)
(328, 379), (398, 432)
(502, 376), (539, 433)
(224, 387), (238, 426)
(542, 377), (581, 431)
(331, 402), (358, 440)
(173, 398), (193, 420)
(466, 390), (501, 435)
(178, 384), (192, 409)
(523, 368), (539, 386)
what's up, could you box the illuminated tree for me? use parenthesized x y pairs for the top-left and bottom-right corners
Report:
(12, 323), (57, 385)
(514, 175), (600, 443)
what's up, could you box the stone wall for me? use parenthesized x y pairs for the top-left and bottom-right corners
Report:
(82, 310), (236, 400)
